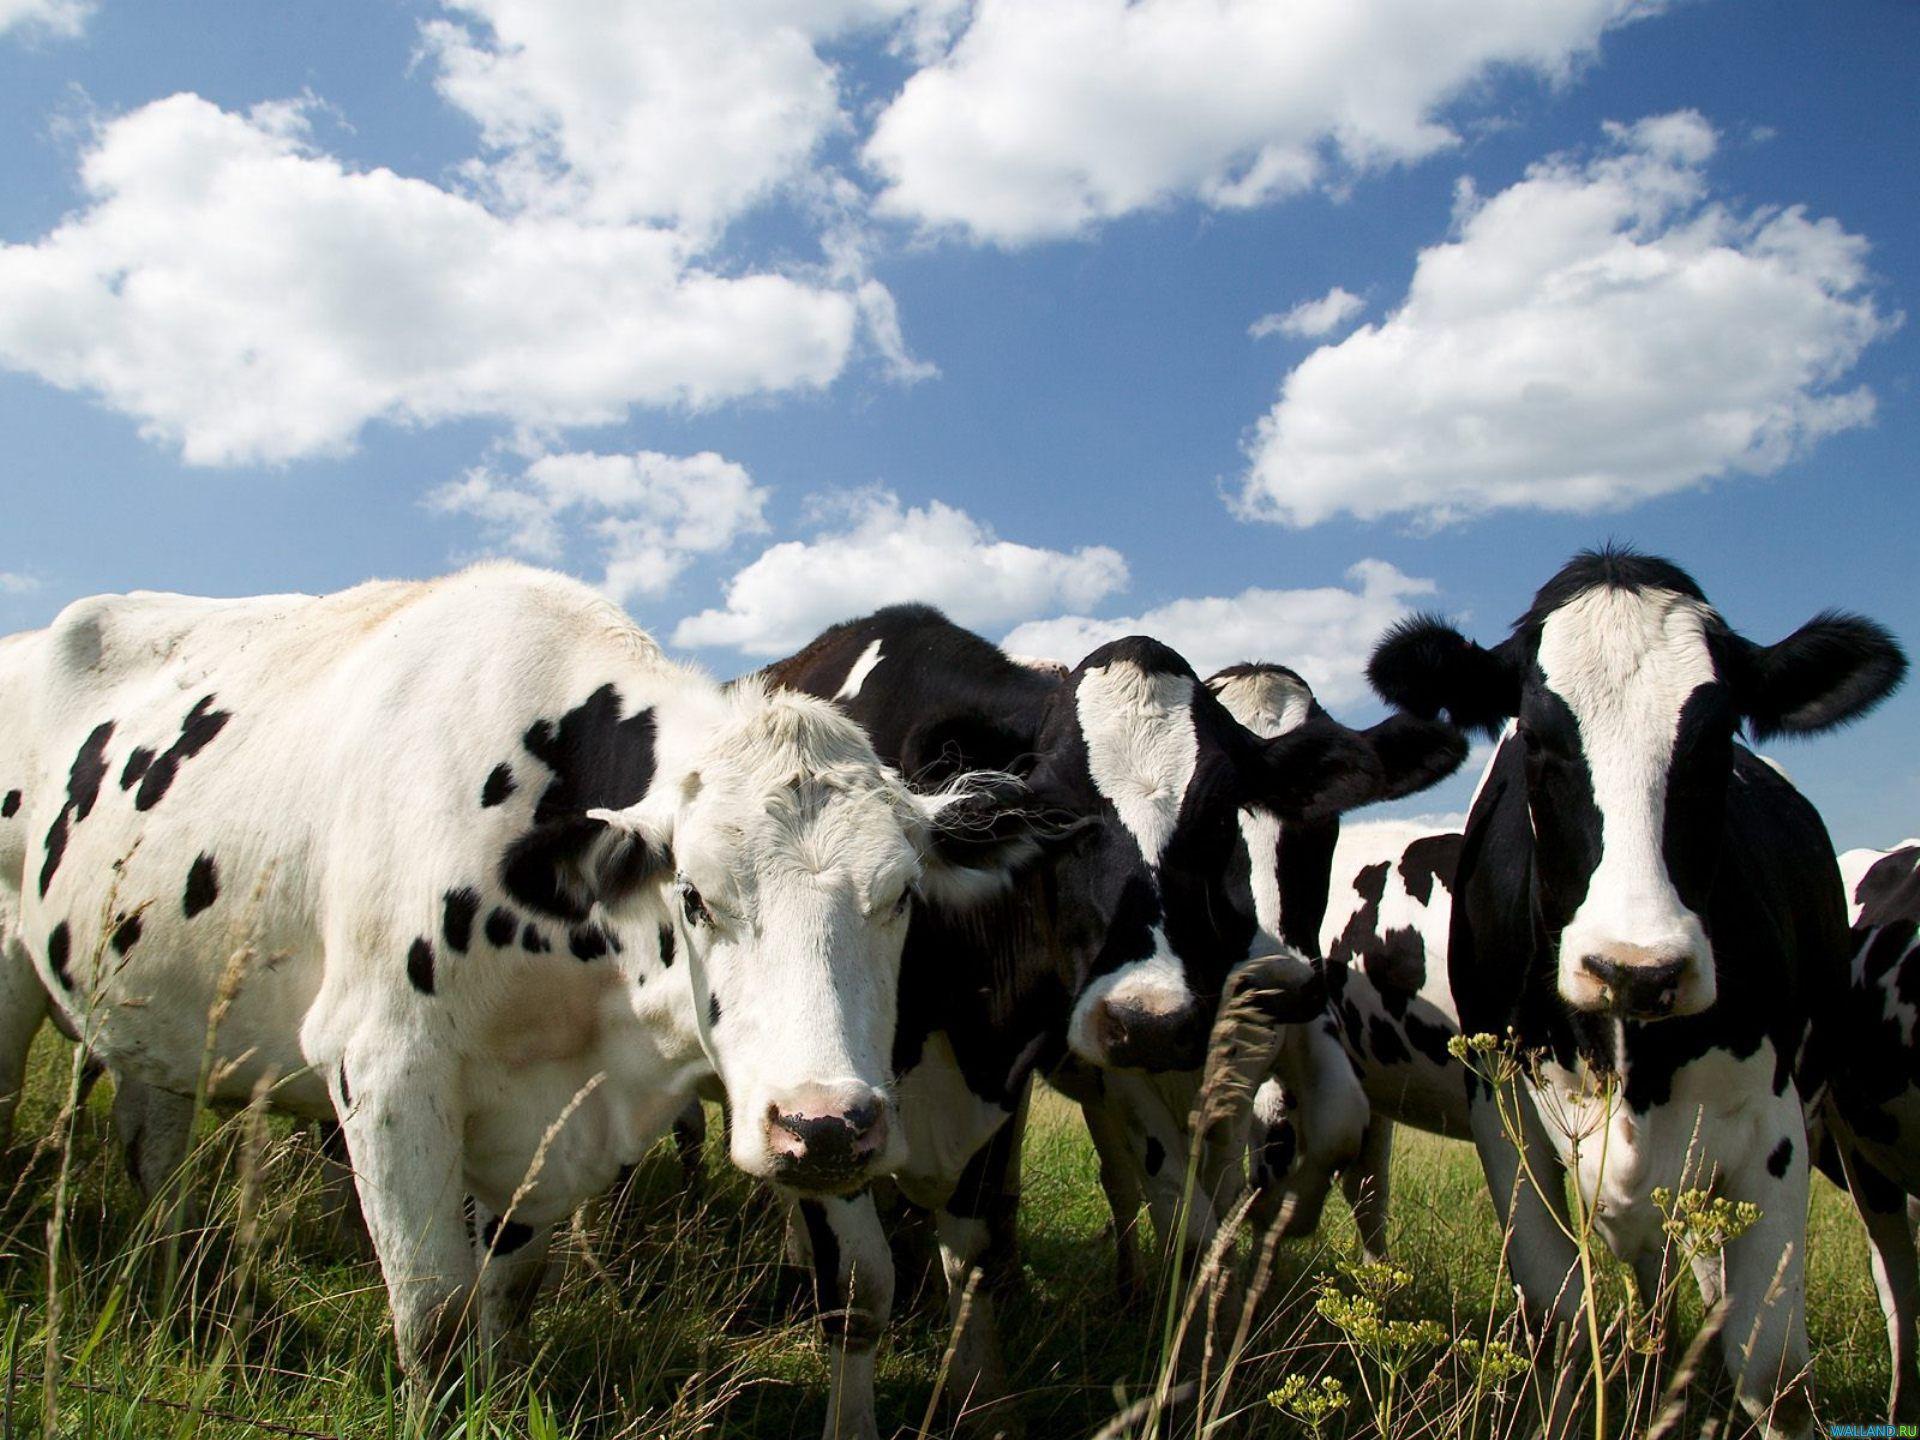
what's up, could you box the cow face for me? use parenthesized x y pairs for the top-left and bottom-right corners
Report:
(1030, 639), (1437, 1071)
(1370, 548), (1906, 1021)
(636, 686), (1051, 1196)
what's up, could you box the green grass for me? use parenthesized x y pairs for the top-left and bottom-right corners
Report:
(0, 1029), (1895, 1438)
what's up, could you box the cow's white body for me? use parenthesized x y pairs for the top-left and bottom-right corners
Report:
(0, 563), (1019, 1381)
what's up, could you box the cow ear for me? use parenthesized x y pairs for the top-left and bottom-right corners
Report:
(1355, 713), (1470, 802)
(1367, 615), (1521, 737)
(1251, 715), (1386, 822)
(502, 807), (672, 922)
(915, 774), (1094, 910)
(1732, 612), (1907, 742)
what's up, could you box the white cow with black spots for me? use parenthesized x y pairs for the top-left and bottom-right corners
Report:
(0, 565), (1055, 1386)
(1371, 547), (1906, 1439)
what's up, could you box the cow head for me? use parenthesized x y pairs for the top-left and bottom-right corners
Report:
(1206, 663), (1467, 953)
(587, 685), (1058, 1195)
(1026, 638), (1447, 1071)
(1370, 547), (1906, 1021)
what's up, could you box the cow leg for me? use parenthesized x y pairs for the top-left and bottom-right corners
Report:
(1469, 1089), (1586, 1431)
(800, 1192), (892, 1440)
(112, 1079), (196, 1217)
(985, 1077), (1031, 1294)
(314, 1120), (372, 1258)
(1078, 1085), (1147, 1301)
(0, 925), (48, 1150)
(334, 1049), (476, 1385)
(1702, 1114), (1813, 1440)
(670, 1096), (706, 1184)
(1341, 1118), (1394, 1265)
(1844, 1151), (1920, 1425)
(934, 1115), (1028, 1435)
(471, 1200), (555, 1360)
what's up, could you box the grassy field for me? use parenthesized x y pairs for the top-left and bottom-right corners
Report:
(0, 1028), (1895, 1439)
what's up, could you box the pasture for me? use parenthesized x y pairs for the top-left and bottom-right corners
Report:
(0, 1028), (1892, 1439)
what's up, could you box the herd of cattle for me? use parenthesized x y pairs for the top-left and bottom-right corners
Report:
(0, 546), (1916, 1440)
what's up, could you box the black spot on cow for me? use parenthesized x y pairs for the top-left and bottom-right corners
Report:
(569, 925), (610, 961)
(407, 937), (436, 995)
(119, 747), (154, 791)
(1767, 1136), (1794, 1178)
(338, 1062), (352, 1107)
(183, 853), (219, 918)
(1368, 1014), (1413, 1067)
(46, 921), (73, 989)
(134, 695), (231, 812)
(1143, 1136), (1166, 1177)
(40, 720), (115, 896)
(484, 907), (517, 947)
(658, 924), (676, 968)
(708, 993), (723, 1030)
(481, 1216), (535, 1255)
(1397, 832), (1461, 907)
(521, 923), (550, 954)
(481, 763), (516, 808)
(501, 685), (658, 921)
(1, 789), (19, 818)
(1256, 1120), (1298, 1186)
(111, 912), (142, 956)
(1404, 1011), (1458, 1070)
(442, 887), (481, 954)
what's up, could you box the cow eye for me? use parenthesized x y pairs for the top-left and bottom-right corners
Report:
(681, 883), (713, 928)
(890, 886), (914, 921)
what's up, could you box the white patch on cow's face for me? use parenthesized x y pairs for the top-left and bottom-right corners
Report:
(1076, 661), (1198, 865)
(662, 688), (918, 1191)
(1211, 670), (1313, 740)
(1067, 661), (1203, 1060)
(834, 639), (884, 701)
(1212, 668), (1314, 951)
(1536, 586), (1717, 1016)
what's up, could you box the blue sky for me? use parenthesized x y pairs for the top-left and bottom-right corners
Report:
(0, 0), (1914, 847)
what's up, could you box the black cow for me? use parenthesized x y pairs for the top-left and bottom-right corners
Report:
(1058, 663), (1466, 1296)
(765, 606), (1460, 1439)
(1369, 547), (1905, 1439)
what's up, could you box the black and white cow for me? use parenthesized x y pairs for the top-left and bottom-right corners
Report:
(1824, 841), (1920, 1421)
(1247, 817), (1470, 1264)
(1368, 548), (1906, 1438)
(1060, 664), (1465, 1294)
(0, 566), (1055, 1384)
(766, 609), (1459, 1437)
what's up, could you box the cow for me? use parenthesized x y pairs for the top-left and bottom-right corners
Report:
(1057, 664), (1465, 1296)
(0, 565), (1058, 1386)
(766, 610), (1464, 1437)
(1366, 547), (1906, 1438)
(1246, 817), (1470, 1263)
(1825, 840), (1920, 1422)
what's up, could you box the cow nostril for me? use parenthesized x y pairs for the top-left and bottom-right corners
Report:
(1580, 953), (1624, 988)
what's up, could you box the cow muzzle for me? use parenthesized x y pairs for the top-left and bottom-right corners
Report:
(1573, 946), (1706, 1020)
(764, 1083), (892, 1195)
(1089, 997), (1210, 1071)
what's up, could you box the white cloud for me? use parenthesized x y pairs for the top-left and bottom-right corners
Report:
(864, 0), (1649, 246)
(1237, 111), (1899, 528)
(1251, 286), (1366, 340)
(673, 489), (1128, 655)
(421, 1), (903, 237)
(0, 95), (859, 466)
(1001, 558), (1434, 707)
(0, 0), (91, 40)
(0, 571), (42, 594)
(428, 449), (768, 602)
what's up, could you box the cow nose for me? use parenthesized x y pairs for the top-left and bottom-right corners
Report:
(1093, 999), (1210, 1071)
(766, 1085), (890, 1193)
(1580, 952), (1690, 1019)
